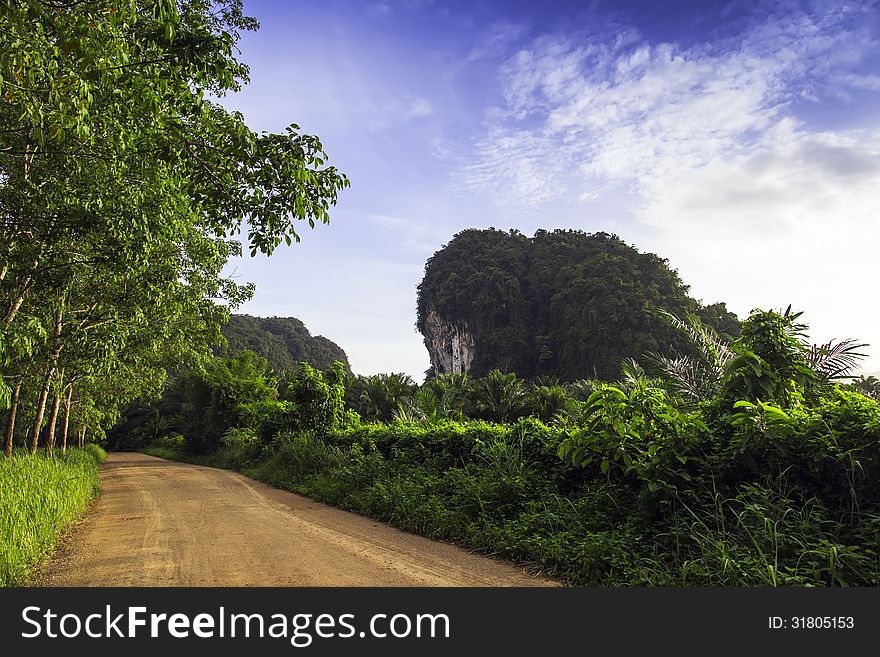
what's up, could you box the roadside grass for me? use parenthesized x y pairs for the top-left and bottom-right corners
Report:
(0, 446), (106, 586)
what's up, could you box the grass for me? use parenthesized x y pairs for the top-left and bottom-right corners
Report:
(0, 445), (106, 586)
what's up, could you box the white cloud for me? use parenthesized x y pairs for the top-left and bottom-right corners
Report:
(467, 21), (528, 63)
(347, 210), (453, 255)
(454, 126), (570, 208)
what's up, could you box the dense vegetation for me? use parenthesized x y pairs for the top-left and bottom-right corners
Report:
(4, 1), (877, 591)
(222, 314), (349, 373)
(0, 1), (346, 583)
(139, 308), (880, 586)
(0, 445), (105, 585)
(417, 228), (740, 380)
(0, 0), (347, 455)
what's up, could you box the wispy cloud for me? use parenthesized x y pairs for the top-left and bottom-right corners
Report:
(368, 2), (393, 17)
(467, 20), (528, 63)
(347, 210), (453, 255)
(460, 3), (879, 206)
(407, 96), (434, 118)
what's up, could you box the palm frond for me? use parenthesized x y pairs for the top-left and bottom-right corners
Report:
(644, 352), (714, 405)
(807, 338), (868, 381)
(656, 309), (734, 371)
(620, 357), (646, 385)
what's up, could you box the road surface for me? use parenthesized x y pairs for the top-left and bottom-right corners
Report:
(40, 453), (557, 587)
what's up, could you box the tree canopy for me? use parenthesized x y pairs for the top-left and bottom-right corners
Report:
(0, 0), (348, 452)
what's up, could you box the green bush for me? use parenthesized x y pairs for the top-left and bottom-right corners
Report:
(216, 428), (263, 469)
(161, 433), (185, 450)
(282, 362), (346, 436)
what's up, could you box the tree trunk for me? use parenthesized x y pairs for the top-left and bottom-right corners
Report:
(60, 384), (72, 454)
(79, 428), (86, 448)
(29, 368), (53, 454)
(29, 303), (63, 454)
(4, 378), (21, 457)
(2, 274), (34, 328)
(45, 385), (63, 454)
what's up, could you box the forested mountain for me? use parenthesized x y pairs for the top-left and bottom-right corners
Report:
(221, 315), (349, 372)
(417, 228), (739, 380)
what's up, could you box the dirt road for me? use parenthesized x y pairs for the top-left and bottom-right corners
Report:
(40, 453), (557, 587)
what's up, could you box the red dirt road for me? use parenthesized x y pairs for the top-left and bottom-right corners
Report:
(40, 453), (558, 587)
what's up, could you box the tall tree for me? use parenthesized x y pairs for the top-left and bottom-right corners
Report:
(0, 1), (349, 445)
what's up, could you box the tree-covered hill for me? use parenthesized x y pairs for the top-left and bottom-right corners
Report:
(221, 315), (349, 372)
(417, 228), (739, 380)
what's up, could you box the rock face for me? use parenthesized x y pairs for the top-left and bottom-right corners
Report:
(423, 307), (476, 374)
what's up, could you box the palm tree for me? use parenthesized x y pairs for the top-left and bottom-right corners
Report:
(392, 387), (443, 423)
(349, 372), (416, 422)
(527, 384), (573, 423)
(645, 310), (734, 406)
(650, 307), (867, 406)
(424, 372), (471, 419)
(847, 375), (880, 401)
(473, 370), (529, 423)
(564, 378), (601, 402)
(532, 375), (562, 388)
(806, 339), (868, 385)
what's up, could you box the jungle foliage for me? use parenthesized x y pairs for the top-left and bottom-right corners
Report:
(139, 308), (880, 586)
(221, 314), (349, 373)
(0, 1), (347, 586)
(0, 1), (347, 454)
(416, 228), (740, 380)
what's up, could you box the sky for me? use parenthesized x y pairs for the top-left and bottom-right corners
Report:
(219, 0), (880, 381)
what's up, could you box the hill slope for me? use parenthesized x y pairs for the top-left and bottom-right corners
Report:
(221, 314), (349, 372)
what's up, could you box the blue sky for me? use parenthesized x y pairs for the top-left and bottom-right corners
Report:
(220, 0), (880, 381)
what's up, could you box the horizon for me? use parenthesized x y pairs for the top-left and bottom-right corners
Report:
(218, 0), (880, 382)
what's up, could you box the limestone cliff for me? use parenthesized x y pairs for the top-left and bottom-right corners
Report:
(422, 308), (476, 374)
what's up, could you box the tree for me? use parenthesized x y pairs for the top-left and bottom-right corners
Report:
(848, 375), (880, 401)
(645, 310), (735, 406)
(283, 362), (346, 436)
(345, 373), (416, 423)
(1, 1), (349, 448)
(719, 308), (865, 410)
(472, 370), (529, 423)
(172, 350), (277, 454)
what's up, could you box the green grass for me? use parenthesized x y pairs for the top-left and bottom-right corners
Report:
(0, 445), (106, 586)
